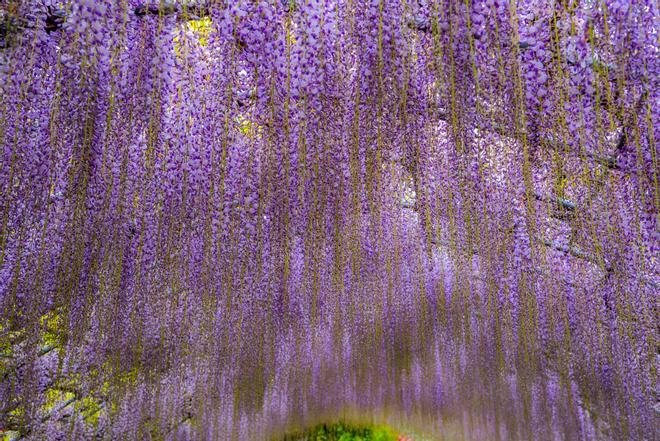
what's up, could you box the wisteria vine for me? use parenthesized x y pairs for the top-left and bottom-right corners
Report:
(0, 0), (657, 440)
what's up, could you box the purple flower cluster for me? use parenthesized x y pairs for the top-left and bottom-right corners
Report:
(0, 1), (657, 440)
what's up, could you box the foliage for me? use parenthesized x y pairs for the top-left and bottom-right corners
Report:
(279, 422), (400, 441)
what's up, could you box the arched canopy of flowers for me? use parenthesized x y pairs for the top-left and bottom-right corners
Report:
(0, 1), (657, 440)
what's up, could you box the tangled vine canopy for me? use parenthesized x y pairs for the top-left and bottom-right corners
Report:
(0, 0), (657, 440)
